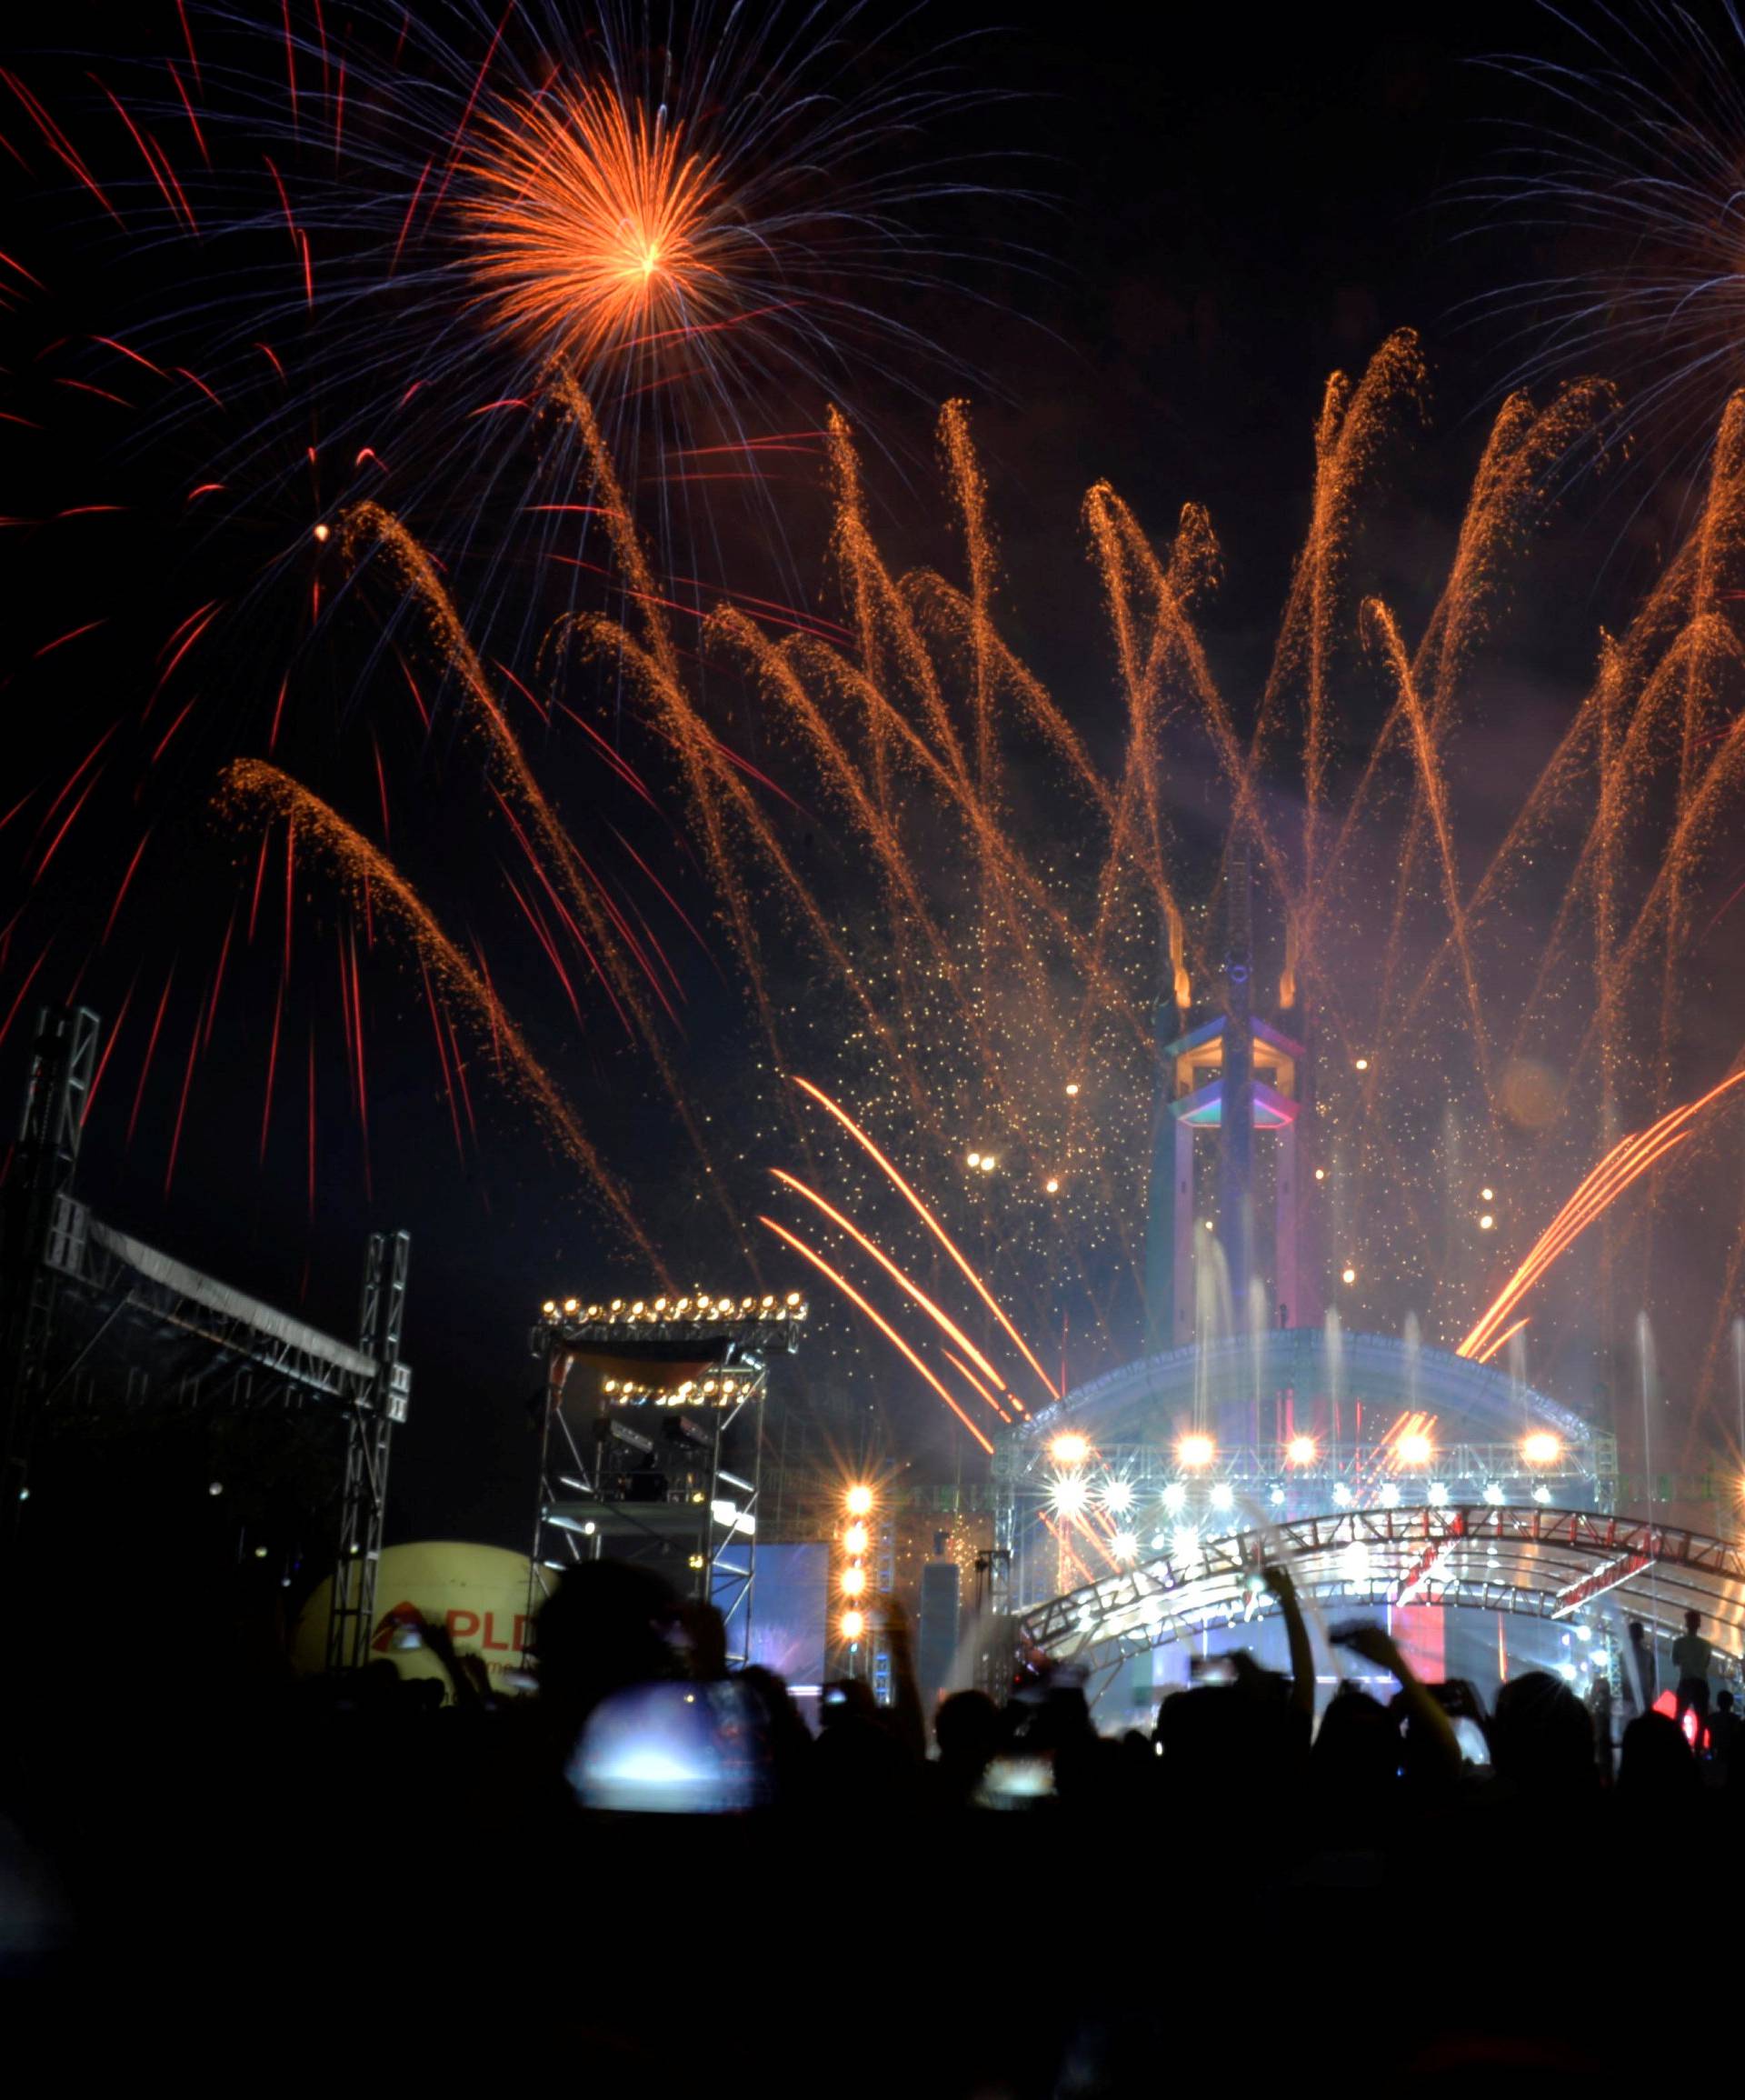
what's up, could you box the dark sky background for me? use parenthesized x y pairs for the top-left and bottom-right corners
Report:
(5, 3), (1716, 1561)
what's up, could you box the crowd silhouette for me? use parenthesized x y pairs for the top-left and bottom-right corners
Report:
(5, 1548), (1742, 2086)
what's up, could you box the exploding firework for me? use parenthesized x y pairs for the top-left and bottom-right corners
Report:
(1462, 3), (1745, 476)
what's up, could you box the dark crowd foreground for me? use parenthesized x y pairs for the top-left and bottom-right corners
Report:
(5, 1557), (1741, 2088)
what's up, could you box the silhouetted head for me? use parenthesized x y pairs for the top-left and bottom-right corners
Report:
(1685, 1608), (1702, 1635)
(934, 1688), (1000, 1772)
(1619, 1710), (1700, 1803)
(533, 1559), (680, 1734)
(1628, 1621), (1646, 1643)
(1311, 1685), (1398, 1798)
(1720, 1689), (1736, 1715)
(1490, 1671), (1596, 1798)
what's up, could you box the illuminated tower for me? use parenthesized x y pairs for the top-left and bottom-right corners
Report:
(1145, 850), (1315, 1345)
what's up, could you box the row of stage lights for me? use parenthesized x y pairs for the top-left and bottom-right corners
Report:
(839, 1484), (874, 1642)
(540, 1291), (809, 1322)
(1047, 1429), (1567, 1472)
(1053, 1471), (1561, 1532)
(600, 1375), (747, 1406)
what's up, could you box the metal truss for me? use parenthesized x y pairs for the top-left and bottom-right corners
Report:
(528, 1305), (803, 1670)
(1016, 1505), (1745, 1681)
(1, 1006), (411, 1667)
(1010, 1437), (1618, 1498)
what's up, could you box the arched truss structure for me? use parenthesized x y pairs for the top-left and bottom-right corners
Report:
(1016, 1505), (1745, 1683)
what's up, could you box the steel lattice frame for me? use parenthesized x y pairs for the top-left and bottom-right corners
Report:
(527, 1305), (803, 1669)
(0, 1006), (411, 1668)
(1017, 1505), (1745, 1682)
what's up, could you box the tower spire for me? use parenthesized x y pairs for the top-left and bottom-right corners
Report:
(1217, 843), (1255, 1330)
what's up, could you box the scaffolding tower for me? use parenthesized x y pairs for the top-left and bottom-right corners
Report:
(527, 1291), (806, 1669)
(0, 1005), (411, 1668)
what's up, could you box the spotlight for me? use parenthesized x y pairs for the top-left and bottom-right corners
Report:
(1478, 1214), (1495, 1231)
(1049, 1432), (1091, 1467)
(1051, 1475), (1090, 1515)
(1101, 1477), (1134, 1513)
(1380, 1483), (1401, 1509)
(1177, 1433), (1214, 1468)
(1112, 1532), (1138, 1561)
(845, 1484), (874, 1516)
(841, 1565), (867, 1597)
(1521, 1431), (1561, 1465)
(1209, 1481), (1234, 1512)
(1287, 1435), (1317, 1465)
(1427, 1481), (1449, 1506)
(1341, 1265), (1357, 1285)
(1482, 1483), (1504, 1505)
(1065, 1082), (1081, 1096)
(1045, 1177), (1061, 1194)
(1397, 1433), (1431, 1465)
(1162, 1481), (1188, 1512)
(1354, 1056), (1370, 1072)
(843, 1523), (869, 1556)
(841, 1609), (865, 1640)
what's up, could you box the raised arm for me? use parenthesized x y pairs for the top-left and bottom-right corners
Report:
(1262, 1563), (1315, 1721)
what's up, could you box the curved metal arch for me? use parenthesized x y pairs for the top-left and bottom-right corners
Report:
(1019, 1328), (1590, 1452)
(1017, 1505), (1745, 1681)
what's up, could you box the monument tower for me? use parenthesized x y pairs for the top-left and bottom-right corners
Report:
(1144, 848), (1317, 1348)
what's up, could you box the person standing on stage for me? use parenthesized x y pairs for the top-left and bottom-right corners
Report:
(1670, 1609), (1713, 1737)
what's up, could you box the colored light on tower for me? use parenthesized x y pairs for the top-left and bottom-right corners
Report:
(841, 1564), (867, 1596)
(843, 1523), (869, 1556)
(844, 1484), (873, 1516)
(841, 1609), (865, 1640)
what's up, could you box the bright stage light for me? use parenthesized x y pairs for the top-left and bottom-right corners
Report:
(1481, 1186), (1494, 1202)
(1287, 1435), (1317, 1465)
(1051, 1475), (1089, 1515)
(1313, 1166), (1326, 1181)
(1065, 1082), (1081, 1096)
(966, 1151), (982, 1167)
(1162, 1481), (1188, 1512)
(1380, 1483), (1401, 1509)
(1268, 1485), (1285, 1507)
(1112, 1532), (1138, 1562)
(845, 1484), (874, 1516)
(1478, 1214), (1495, 1231)
(1531, 1484), (1552, 1505)
(1341, 1266), (1357, 1285)
(1331, 1481), (1352, 1506)
(1049, 1432), (1091, 1467)
(1397, 1433), (1431, 1465)
(1482, 1482), (1504, 1505)
(841, 1609), (865, 1640)
(1209, 1481), (1234, 1511)
(1521, 1431), (1562, 1465)
(1101, 1477), (1134, 1513)
(1427, 1481), (1449, 1505)
(841, 1565), (867, 1596)
(1177, 1433), (1214, 1468)
(1355, 1056), (1370, 1072)
(843, 1523), (869, 1556)
(1045, 1177), (1061, 1194)
(1171, 1524), (1201, 1562)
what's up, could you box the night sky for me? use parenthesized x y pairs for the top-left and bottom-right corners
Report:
(5, 3), (1739, 1562)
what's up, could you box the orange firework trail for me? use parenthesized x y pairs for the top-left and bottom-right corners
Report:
(757, 1215), (993, 1455)
(217, 760), (661, 1269)
(791, 1075), (1053, 1405)
(769, 1165), (1012, 1406)
(462, 81), (726, 371)
(1459, 1066), (1745, 1361)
